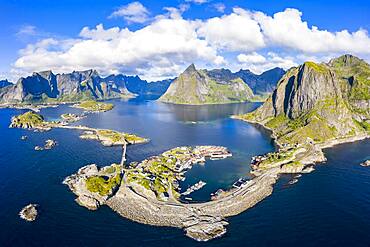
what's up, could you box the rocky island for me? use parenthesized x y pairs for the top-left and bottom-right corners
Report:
(10, 111), (148, 147)
(10, 111), (45, 129)
(361, 160), (370, 167)
(72, 100), (114, 113)
(34, 139), (57, 151)
(65, 146), (235, 241)
(79, 129), (148, 146)
(19, 204), (38, 222)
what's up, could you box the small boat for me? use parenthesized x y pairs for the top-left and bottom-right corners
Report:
(288, 179), (298, 185)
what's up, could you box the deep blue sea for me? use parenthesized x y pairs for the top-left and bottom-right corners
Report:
(0, 99), (369, 247)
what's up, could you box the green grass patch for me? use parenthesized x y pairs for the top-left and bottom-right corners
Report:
(75, 100), (114, 112)
(85, 174), (121, 196)
(304, 61), (329, 74)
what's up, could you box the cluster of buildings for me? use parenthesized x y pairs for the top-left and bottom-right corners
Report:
(194, 146), (232, 160)
(251, 154), (269, 170)
(160, 146), (232, 173)
(125, 146), (233, 200)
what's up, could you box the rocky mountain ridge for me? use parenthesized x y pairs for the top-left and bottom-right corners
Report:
(207, 67), (285, 94)
(0, 66), (284, 104)
(0, 70), (174, 104)
(159, 64), (255, 105)
(238, 54), (370, 145)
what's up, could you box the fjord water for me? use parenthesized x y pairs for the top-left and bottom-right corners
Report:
(0, 99), (369, 246)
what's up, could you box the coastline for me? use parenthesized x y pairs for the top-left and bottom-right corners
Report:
(63, 113), (369, 241)
(157, 99), (260, 106)
(9, 100), (368, 241)
(232, 115), (370, 151)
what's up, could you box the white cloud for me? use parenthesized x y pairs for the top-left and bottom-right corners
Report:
(16, 25), (37, 37)
(80, 24), (123, 40)
(185, 0), (208, 4)
(109, 1), (149, 24)
(11, 7), (370, 81)
(236, 52), (297, 74)
(14, 17), (223, 81)
(253, 8), (370, 54)
(197, 8), (265, 51)
(213, 3), (226, 13)
(237, 52), (266, 64)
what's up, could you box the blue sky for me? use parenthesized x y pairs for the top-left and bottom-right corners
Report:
(1, 0), (369, 81)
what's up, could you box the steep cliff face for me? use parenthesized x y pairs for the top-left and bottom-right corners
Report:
(240, 55), (370, 144)
(121, 75), (172, 99)
(159, 64), (254, 105)
(0, 70), (135, 104)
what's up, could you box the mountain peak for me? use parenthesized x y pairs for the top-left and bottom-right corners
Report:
(183, 64), (197, 74)
(328, 54), (364, 67)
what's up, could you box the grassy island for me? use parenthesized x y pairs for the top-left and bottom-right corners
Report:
(72, 100), (114, 112)
(80, 129), (148, 146)
(10, 112), (149, 147)
(9, 111), (45, 129)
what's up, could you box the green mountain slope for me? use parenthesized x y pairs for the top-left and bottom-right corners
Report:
(159, 64), (254, 105)
(236, 54), (370, 145)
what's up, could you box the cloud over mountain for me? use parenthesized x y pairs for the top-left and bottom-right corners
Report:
(12, 5), (370, 81)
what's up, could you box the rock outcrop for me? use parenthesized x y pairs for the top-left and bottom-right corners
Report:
(159, 64), (254, 105)
(361, 160), (370, 167)
(240, 54), (370, 145)
(63, 164), (122, 210)
(9, 111), (44, 129)
(19, 204), (38, 222)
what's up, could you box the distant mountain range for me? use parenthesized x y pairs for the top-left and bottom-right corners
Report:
(207, 67), (285, 94)
(0, 70), (172, 104)
(0, 79), (12, 88)
(0, 66), (285, 104)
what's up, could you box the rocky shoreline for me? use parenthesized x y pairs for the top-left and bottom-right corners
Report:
(8, 102), (368, 241)
(361, 160), (370, 167)
(9, 111), (149, 147)
(65, 141), (323, 241)
(100, 119), (369, 241)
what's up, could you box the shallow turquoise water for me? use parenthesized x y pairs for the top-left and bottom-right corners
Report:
(0, 99), (369, 246)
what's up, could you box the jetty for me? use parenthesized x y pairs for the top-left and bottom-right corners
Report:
(182, 181), (206, 196)
(120, 141), (127, 166)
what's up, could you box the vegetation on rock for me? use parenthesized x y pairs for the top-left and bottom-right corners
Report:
(10, 111), (44, 128)
(235, 54), (370, 145)
(85, 174), (122, 196)
(159, 64), (254, 105)
(73, 100), (114, 112)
